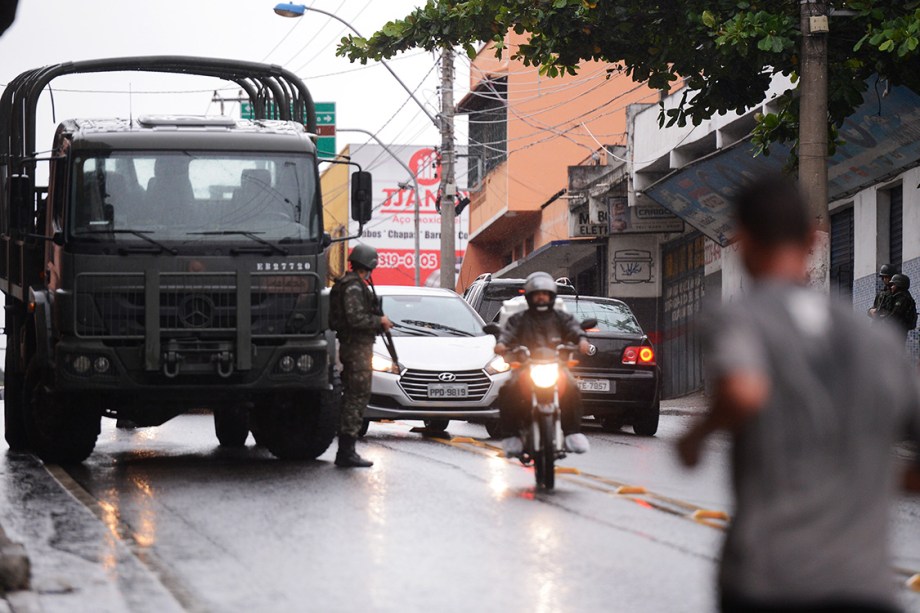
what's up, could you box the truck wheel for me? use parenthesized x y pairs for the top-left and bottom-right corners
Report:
(214, 406), (249, 447)
(24, 369), (99, 464)
(252, 387), (340, 461)
(632, 395), (660, 437)
(4, 373), (30, 451)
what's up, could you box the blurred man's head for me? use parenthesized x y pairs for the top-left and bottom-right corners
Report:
(731, 174), (815, 280)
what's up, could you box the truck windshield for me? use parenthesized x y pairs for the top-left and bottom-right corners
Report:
(70, 151), (318, 243)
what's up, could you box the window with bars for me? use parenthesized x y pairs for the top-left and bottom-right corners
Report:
(463, 78), (507, 188)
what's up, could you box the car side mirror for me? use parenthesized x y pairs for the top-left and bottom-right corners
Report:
(580, 318), (598, 330)
(483, 323), (501, 338)
(322, 231), (332, 248)
(52, 231), (64, 246)
(350, 170), (372, 224)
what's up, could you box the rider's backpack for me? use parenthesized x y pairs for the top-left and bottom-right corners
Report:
(328, 275), (356, 333)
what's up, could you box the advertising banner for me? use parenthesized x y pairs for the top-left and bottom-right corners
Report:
(348, 145), (469, 286)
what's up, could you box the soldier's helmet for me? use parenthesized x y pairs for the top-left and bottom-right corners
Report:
(890, 273), (910, 290)
(879, 264), (897, 277)
(523, 271), (557, 311)
(348, 243), (378, 271)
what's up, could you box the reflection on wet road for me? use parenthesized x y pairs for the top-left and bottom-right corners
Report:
(1, 413), (918, 612)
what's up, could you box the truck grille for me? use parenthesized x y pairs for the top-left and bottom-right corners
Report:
(398, 369), (492, 402)
(74, 271), (318, 338)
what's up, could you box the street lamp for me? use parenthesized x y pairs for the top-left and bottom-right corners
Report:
(272, 3), (440, 128)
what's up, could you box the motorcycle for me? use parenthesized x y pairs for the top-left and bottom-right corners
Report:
(486, 318), (596, 490)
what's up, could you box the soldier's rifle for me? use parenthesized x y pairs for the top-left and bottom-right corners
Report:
(368, 280), (399, 364)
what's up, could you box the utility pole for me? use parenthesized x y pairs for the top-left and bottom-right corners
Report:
(211, 89), (247, 116)
(439, 47), (457, 290)
(799, 0), (829, 291)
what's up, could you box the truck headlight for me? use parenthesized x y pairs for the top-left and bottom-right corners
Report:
(371, 353), (399, 374)
(296, 354), (313, 373)
(485, 355), (510, 375)
(278, 355), (296, 373)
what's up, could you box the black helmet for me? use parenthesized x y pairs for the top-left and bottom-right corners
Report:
(348, 243), (378, 271)
(879, 264), (896, 277)
(890, 273), (910, 290)
(523, 271), (557, 312)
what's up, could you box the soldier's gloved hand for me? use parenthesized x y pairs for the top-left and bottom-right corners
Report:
(380, 315), (394, 331)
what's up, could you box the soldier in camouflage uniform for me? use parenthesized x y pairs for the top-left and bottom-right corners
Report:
(331, 244), (392, 468)
(877, 273), (917, 341)
(867, 264), (895, 319)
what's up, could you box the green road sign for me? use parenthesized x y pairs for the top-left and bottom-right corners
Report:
(240, 101), (336, 158)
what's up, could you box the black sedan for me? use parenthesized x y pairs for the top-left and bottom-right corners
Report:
(559, 295), (660, 436)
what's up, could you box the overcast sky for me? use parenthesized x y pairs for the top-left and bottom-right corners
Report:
(0, 1), (470, 157)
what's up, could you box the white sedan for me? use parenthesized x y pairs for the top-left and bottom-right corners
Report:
(360, 285), (511, 435)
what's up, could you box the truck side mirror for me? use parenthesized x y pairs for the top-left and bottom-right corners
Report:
(8, 174), (33, 233)
(350, 170), (372, 224)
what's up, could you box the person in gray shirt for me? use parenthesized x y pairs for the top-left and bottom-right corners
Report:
(677, 174), (920, 613)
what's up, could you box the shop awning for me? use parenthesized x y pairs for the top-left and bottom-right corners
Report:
(644, 83), (920, 246)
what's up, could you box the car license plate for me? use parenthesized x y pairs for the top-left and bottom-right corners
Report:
(577, 378), (612, 392)
(428, 383), (469, 398)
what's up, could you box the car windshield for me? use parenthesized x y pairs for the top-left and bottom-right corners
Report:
(69, 151), (318, 243)
(382, 294), (485, 337)
(561, 297), (643, 334)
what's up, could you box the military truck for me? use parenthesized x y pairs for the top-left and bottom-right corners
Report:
(0, 57), (372, 463)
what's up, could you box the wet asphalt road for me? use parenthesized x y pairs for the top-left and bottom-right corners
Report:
(1, 407), (919, 613)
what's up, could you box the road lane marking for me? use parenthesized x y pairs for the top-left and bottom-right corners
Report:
(432, 435), (731, 529)
(422, 433), (920, 591)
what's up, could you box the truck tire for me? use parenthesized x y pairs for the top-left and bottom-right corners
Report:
(24, 367), (99, 464)
(3, 373), (30, 451)
(214, 406), (249, 447)
(252, 386), (340, 461)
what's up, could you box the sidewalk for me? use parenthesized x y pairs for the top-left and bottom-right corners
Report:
(660, 389), (709, 416)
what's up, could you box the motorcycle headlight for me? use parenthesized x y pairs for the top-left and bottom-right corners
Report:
(530, 363), (559, 389)
(485, 355), (511, 375)
(371, 353), (400, 374)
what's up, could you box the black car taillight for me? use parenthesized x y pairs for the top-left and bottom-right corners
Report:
(622, 345), (656, 366)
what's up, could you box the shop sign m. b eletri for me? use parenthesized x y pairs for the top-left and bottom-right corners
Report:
(348, 144), (469, 286)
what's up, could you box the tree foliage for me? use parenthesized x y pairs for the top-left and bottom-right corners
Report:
(337, 1), (920, 155)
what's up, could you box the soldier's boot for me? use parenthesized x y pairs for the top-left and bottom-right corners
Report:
(334, 434), (373, 468)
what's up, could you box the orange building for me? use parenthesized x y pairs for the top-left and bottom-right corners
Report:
(456, 32), (661, 293)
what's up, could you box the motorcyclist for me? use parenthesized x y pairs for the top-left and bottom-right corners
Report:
(494, 271), (591, 457)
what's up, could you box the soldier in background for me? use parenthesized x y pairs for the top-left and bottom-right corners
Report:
(329, 244), (393, 468)
(876, 273), (918, 341)
(867, 263), (896, 319)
